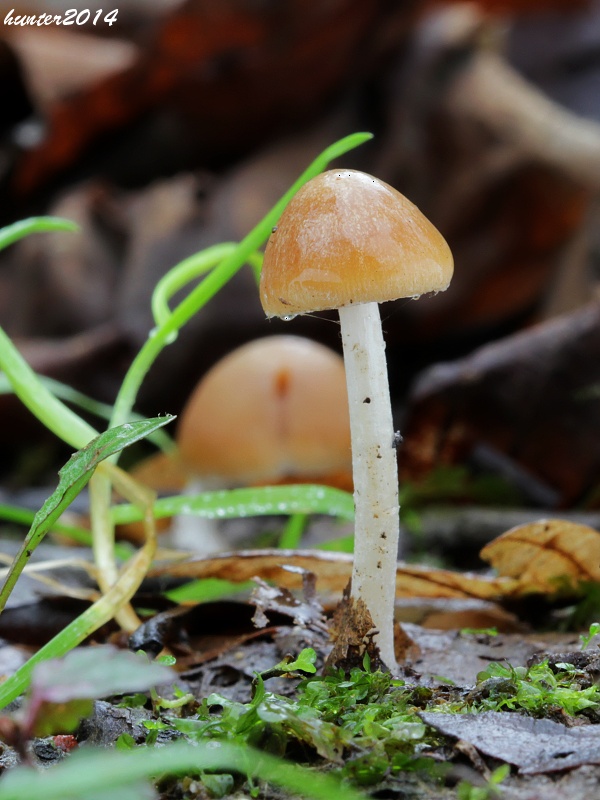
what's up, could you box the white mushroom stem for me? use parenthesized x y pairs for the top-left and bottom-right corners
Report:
(169, 478), (229, 555)
(338, 301), (400, 672)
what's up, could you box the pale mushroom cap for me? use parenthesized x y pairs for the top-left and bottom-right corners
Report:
(177, 335), (352, 484)
(260, 169), (454, 317)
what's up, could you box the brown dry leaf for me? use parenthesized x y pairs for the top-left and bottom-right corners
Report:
(396, 564), (514, 599)
(150, 549), (353, 594)
(420, 603), (524, 632)
(401, 303), (600, 506)
(150, 548), (515, 600)
(480, 518), (600, 593)
(127, 599), (285, 668)
(9, 0), (414, 199)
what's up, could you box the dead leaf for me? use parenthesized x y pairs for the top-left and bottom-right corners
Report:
(9, 0), (414, 199)
(480, 519), (600, 593)
(401, 303), (600, 506)
(397, 564), (515, 600)
(127, 599), (285, 668)
(150, 548), (516, 600)
(420, 710), (600, 774)
(420, 604), (524, 632)
(0, 598), (111, 647)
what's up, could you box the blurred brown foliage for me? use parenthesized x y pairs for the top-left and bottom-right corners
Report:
(1, 0), (600, 502)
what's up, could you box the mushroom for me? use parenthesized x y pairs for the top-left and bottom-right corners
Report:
(177, 334), (351, 486)
(167, 335), (352, 551)
(259, 169), (453, 671)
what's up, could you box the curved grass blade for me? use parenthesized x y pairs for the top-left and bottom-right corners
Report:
(0, 502), (93, 544)
(0, 739), (368, 800)
(0, 480), (158, 709)
(0, 416), (174, 613)
(110, 132), (373, 430)
(0, 326), (97, 450)
(0, 217), (78, 253)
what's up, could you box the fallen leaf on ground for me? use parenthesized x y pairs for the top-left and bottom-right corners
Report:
(150, 548), (516, 600)
(420, 710), (600, 774)
(480, 519), (600, 593)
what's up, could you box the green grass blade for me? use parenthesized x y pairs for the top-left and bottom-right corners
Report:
(279, 513), (308, 548)
(0, 532), (158, 709)
(0, 417), (174, 613)
(0, 739), (369, 800)
(0, 326), (97, 450)
(111, 484), (355, 525)
(151, 242), (237, 329)
(165, 577), (253, 603)
(0, 217), (78, 252)
(317, 535), (355, 553)
(0, 375), (174, 452)
(110, 132), (373, 431)
(0, 501), (133, 559)
(0, 502), (92, 543)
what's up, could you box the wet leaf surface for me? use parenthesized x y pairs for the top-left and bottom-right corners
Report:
(132, 600), (283, 668)
(405, 624), (580, 686)
(31, 645), (174, 706)
(24, 646), (174, 739)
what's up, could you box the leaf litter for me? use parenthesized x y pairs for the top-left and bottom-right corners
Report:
(420, 711), (600, 775)
(4, 518), (600, 796)
(144, 518), (600, 792)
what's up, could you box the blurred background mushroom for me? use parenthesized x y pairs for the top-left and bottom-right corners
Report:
(177, 336), (352, 491)
(123, 335), (352, 552)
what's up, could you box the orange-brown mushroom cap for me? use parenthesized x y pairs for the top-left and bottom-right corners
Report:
(260, 169), (453, 317)
(177, 335), (352, 485)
